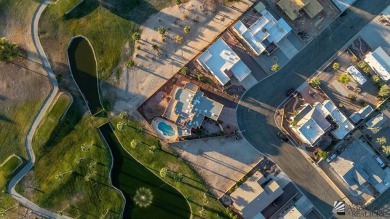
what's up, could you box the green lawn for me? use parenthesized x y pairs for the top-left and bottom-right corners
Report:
(17, 101), (123, 219)
(0, 156), (22, 215)
(33, 92), (72, 158)
(40, 0), (172, 79)
(112, 116), (230, 219)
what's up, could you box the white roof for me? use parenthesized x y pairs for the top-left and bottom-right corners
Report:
(347, 66), (366, 85)
(232, 9), (291, 56)
(297, 118), (327, 145)
(282, 206), (305, 219)
(322, 100), (354, 139)
(364, 47), (390, 81)
(197, 38), (251, 85)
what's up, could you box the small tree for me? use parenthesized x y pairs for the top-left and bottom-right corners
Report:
(158, 26), (166, 36)
(378, 84), (390, 98)
(362, 66), (370, 74)
(184, 26), (191, 34)
(309, 77), (321, 87)
(372, 75), (380, 83)
(318, 150), (329, 159)
(176, 0), (181, 5)
(117, 122), (125, 131)
(0, 37), (19, 62)
(126, 59), (135, 69)
(160, 167), (168, 177)
(174, 35), (183, 44)
(338, 73), (350, 83)
(358, 61), (367, 69)
(180, 66), (188, 75)
(332, 62), (340, 70)
(382, 146), (390, 156)
(271, 63), (280, 72)
(151, 44), (161, 55)
(131, 139), (139, 149)
(132, 31), (141, 41)
(376, 137), (387, 145)
(369, 127), (380, 134)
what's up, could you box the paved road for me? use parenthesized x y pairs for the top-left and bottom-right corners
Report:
(236, 0), (390, 218)
(6, 1), (69, 218)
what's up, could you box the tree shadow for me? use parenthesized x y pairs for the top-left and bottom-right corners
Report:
(0, 115), (14, 123)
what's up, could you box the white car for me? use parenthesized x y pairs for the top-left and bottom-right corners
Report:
(384, 180), (389, 186)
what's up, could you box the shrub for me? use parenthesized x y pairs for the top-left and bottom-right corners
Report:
(271, 63), (280, 72)
(126, 59), (135, 68)
(131, 139), (139, 149)
(348, 94), (356, 102)
(332, 62), (340, 70)
(318, 150), (329, 159)
(0, 37), (19, 62)
(372, 75), (380, 83)
(132, 31), (141, 41)
(358, 61), (367, 69)
(174, 35), (183, 44)
(362, 66), (370, 73)
(338, 73), (350, 83)
(184, 26), (191, 34)
(379, 84), (390, 98)
(309, 77), (321, 87)
(158, 26), (166, 36)
(180, 66), (188, 75)
(176, 0), (181, 4)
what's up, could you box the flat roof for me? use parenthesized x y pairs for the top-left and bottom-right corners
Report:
(277, 0), (322, 20)
(349, 105), (374, 124)
(364, 47), (390, 81)
(322, 100), (354, 139)
(365, 112), (389, 130)
(197, 38), (251, 85)
(295, 104), (331, 145)
(231, 171), (284, 219)
(232, 9), (291, 56)
(302, 0), (323, 18)
(282, 206), (305, 219)
(330, 140), (387, 191)
(347, 66), (366, 85)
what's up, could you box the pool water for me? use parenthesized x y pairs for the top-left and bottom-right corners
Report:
(158, 122), (175, 136)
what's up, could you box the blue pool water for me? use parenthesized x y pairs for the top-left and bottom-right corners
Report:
(158, 122), (175, 136)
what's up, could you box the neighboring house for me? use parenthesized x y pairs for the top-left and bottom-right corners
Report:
(293, 103), (331, 146)
(293, 100), (354, 146)
(197, 38), (251, 86)
(365, 112), (390, 133)
(162, 82), (223, 136)
(230, 171), (284, 219)
(349, 105), (374, 124)
(277, 0), (323, 21)
(347, 66), (366, 85)
(330, 140), (389, 197)
(320, 100), (355, 140)
(364, 47), (390, 81)
(232, 2), (292, 56)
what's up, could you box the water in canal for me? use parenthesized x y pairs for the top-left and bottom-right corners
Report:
(67, 36), (103, 115)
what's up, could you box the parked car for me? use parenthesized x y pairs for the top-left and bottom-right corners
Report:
(326, 153), (337, 163)
(285, 88), (295, 97)
(374, 156), (386, 168)
(277, 132), (289, 142)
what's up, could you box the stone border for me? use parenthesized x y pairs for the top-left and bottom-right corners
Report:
(66, 35), (104, 116)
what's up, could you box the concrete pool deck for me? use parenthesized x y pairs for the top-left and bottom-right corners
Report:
(151, 117), (178, 142)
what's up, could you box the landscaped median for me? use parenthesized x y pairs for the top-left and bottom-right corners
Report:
(0, 155), (22, 216)
(112, 115), (230, 219)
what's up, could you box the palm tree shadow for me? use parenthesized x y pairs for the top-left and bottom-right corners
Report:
(63, 0), (159, 24)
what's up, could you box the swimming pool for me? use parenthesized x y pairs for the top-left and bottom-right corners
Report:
(158, 122), (175, 136)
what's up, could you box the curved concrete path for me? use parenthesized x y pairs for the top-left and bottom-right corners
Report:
(7, 1), (70, 218)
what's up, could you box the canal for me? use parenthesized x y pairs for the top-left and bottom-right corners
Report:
(98, 123), (191, 218)
(67, 36), (103, 115)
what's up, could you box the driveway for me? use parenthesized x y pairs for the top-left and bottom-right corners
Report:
(236, 0), (390, 218)
(170, 137), (263, 198)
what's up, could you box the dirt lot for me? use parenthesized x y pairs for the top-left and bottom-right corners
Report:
(109, 0), (256, 117)
(170, 137), (263, 198)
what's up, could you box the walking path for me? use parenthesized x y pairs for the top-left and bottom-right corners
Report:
(7, 1), (70, 218)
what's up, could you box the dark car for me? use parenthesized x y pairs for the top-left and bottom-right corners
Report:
(285, 88), (295, 97)
(277, 132), (289, 142)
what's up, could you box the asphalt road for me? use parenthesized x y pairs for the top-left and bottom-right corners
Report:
(236, 0), (390, 218)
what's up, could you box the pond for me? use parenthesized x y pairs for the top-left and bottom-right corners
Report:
(98, 123), (190, 218)
(67, 36), (103, 115)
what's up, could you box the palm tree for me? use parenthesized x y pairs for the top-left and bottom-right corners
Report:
(271, 63), (280, 72)
(0, 37), (19, 62)
(174, 35), (183, 44)
(132, 31), (141, 41)
(332, 62), (340, 70)
(184, 26), (191, 34)
(309, 77), (321, 87)
(133, 188), (153, 207)
(369, 126), (380, 134)
(376, 137), (387, 145)
(151, 44), (161, 56)
(158, 26), (166, 37)
(382, 146), (390, 156)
